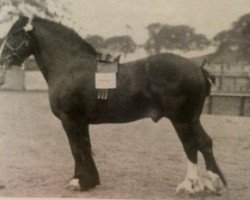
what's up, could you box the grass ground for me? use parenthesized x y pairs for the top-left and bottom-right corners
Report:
(0, 91), (249, 199)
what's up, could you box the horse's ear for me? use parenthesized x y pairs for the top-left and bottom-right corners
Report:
(18, 4), (34, 31)
(18, 13), (25, 19)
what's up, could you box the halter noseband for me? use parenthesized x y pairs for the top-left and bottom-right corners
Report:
(3, 33), (30, 62)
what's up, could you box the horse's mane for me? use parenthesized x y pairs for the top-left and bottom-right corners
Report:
(8, 16), (29, 35)
(32, 16), (97, 56)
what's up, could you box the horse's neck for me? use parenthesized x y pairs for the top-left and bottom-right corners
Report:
(32, 24), (95, 82)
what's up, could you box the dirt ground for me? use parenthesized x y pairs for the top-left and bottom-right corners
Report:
(0, 91), (249, 199)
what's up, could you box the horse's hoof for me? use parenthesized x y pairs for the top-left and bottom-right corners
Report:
(176, 178), (204, 195)
(65, 178), (81, 191)
(204, 171), (223, 193)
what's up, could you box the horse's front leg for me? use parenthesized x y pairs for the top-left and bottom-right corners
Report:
(61, 114), (100, 191)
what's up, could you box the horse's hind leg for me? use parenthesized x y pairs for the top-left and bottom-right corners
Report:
(193, 121), (226, 192)
(172, 119), (226, 194)
(171, 120), (204, 194)
(61, 115), (100, 191)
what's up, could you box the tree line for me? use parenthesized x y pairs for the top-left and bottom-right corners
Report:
(0, 0), (249, 62)
(87, 14), (249, 64)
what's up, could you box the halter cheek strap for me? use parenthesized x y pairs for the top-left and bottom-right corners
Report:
(0, 33), (30, 86)
(5, 39), (30, 61)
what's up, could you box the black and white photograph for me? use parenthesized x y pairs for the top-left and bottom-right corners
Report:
(0, 0), (249, 199)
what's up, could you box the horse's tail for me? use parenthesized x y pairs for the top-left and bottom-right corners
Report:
(200, 59), (215, 96)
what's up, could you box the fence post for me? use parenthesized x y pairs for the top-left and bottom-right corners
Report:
(239, 96), (246, 116)
(208, 96), (213, 114)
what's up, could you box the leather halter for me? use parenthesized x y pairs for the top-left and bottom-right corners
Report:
(2, 34), (30, 63)
(0, 31), (30, 85)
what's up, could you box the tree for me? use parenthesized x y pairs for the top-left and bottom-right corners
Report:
(104, 35), (137, 57)
(144, 23), (163, 54)
(146, 23), (162, 37)
(85, 35), (105, 50)
(233, 13), (250, 34)
(144, 23), (210, 55)
(0, 0), (70, 24)
(213, 30), (235, 44)
(213, 13), (250, 62)
(241, 19), (250, 62)
(159, 25), (210, 51)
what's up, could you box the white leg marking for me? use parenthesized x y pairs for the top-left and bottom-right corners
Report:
(186, 159), (199, 180)
(65, 178), (81, 191)
(176, 160), (204, 194)
(204, 170), (223, 193)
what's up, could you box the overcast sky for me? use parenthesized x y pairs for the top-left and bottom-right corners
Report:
(60, 0), (250, 44)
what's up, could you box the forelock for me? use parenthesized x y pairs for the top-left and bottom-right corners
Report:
(23, 15), (34, 31)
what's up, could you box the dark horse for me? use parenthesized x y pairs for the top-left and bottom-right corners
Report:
(0, 15), (226, 194)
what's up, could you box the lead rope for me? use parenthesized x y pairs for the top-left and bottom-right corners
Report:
(0, 64), (7, 86)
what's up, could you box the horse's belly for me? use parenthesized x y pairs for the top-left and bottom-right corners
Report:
(88, 104), (148, 124)
(88, 98), (163, 124)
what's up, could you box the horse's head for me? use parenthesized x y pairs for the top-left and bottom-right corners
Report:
(0, 15), (35, 85)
